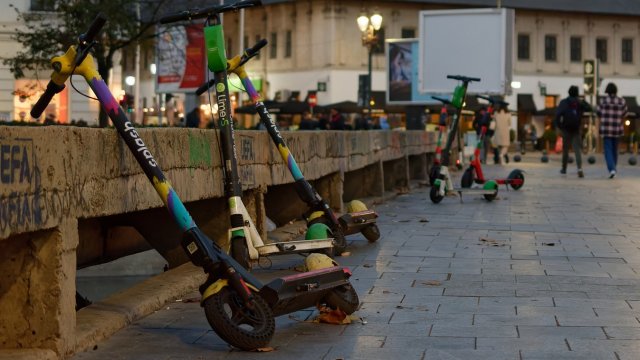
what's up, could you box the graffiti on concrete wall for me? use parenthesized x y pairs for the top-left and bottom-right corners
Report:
(0, 137), (90, 235)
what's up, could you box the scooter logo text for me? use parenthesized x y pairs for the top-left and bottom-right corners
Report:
(123, 121), (158, 167)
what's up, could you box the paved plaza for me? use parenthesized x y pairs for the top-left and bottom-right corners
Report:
(73, 152), (640, 360)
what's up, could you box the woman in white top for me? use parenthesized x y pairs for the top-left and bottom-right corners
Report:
(492, 104), (511, 164)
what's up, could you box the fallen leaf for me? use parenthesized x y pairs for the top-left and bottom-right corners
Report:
(542, 242), (555, 246)
(421, 280), (442, 286)
(419, 218), (429, 223)
(314, 307), (351, 325)
(363, 263), (373, 268)
(253, 347), (275, 352)
(341, 251), (351, 257)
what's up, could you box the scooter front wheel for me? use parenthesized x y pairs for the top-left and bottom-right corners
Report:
(324, 284), (360, 315)
(231, 236), (251, 270)
(461, 168), (474, 188)
(203, 287), (275, 350)
(361, 224), (380, 242)
(333, 231), (348, 256)
(429, 186), (444, 204)
(429, 165), (441, 186)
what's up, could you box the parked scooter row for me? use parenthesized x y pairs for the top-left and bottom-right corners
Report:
(32, 0), (377, 351)
(428, 76), (525, 204)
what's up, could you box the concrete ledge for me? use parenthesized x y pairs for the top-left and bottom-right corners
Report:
(0, 349), (57, 360)
(74, 263), (206, 355)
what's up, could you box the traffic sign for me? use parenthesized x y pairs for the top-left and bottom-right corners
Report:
(583, 59), (598, 95)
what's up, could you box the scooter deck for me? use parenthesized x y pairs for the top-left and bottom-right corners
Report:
(257, 238), (334, 256)
(339, 210), (378, 236)
(259, 266), (353, 316)
(450, 188), (497, 195)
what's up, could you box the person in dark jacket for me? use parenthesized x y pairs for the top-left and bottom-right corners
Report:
(554, 85), (591, 177)
(329, 108), (346, 130)
(472, 106), (492, 163)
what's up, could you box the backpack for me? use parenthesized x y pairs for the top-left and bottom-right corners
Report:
(559, 98), (581, 131)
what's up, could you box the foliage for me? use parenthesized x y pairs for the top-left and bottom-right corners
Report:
(5, 0), (168, 82)
(4, 0), (169, 126)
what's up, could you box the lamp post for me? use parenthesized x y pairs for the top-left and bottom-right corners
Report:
(357, 11), (383, 123)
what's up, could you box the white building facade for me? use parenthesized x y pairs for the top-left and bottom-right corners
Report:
(2, 1), (640, 126)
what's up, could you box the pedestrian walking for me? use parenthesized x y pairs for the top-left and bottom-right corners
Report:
(597, 82), (627, 178)
(472, 106), (492, 163)
(492, 103), (511, 164)
(554, 85), (590, 177)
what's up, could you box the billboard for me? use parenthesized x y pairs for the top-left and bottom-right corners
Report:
(386, 38), (438, 105)
(418, 8), (514, 95)
(156, 24), (206, 93)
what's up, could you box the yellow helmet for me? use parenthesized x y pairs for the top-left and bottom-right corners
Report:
(305, 253), (339, 271)
(307, 211), (325, 222)
(346, 199), (368, 213)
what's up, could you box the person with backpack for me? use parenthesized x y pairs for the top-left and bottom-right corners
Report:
(554, 85), (590, 177)
(597, 82), (627, 179)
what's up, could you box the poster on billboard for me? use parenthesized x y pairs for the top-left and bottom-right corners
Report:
(156, 24), (205, 93)
(386, 38), (438, 105)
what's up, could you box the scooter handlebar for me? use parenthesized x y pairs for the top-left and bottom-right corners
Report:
(30, 81), (66, 119)
(431, 96), (451, 105)
(446, 75), (481, 83)
(160, 0), (262, 23)
(80, 13), (107, 44)
(195, 39), (267, 95)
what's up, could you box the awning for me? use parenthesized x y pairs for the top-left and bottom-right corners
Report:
(517, 94), (537, 113)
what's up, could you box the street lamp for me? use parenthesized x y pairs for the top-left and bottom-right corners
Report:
(356, 10), (383, 122)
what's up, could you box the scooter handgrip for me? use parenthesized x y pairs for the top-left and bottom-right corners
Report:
(195, 79), (216, 96)
(245, 39), (267, 57)
(82, 13), (107, 44)
(160, 11), (192, 24)
(30, 81), (65, 119)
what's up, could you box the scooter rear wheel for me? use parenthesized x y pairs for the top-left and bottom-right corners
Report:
(429, 186), (444, 204)
(461, 168), (474, 188)
(231, 236), (251, 270)
(324, 284), (360, 315)
(361, 224), (380, 242)
(203, 287), (275, 350)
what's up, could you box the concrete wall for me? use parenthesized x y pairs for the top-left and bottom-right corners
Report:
(0, 126), (435, 357)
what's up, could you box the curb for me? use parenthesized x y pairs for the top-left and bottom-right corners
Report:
(74, 263), (206, 356)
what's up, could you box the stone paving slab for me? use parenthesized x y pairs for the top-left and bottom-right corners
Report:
(72, 153), (640, 359)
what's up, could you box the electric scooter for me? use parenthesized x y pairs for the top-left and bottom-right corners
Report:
(32, 6), (358, 351)
(460, 95), (525, 190)
(428, 97), (450, 186)
(429, 75), (499, 204)
(194, 45), (379, 267)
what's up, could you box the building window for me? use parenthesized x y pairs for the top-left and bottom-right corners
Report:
(269, 32), (277, 59)
(255, 35), (262, 60)
(622, 38), (633, 64)
(570, 36), (582, 63)
(596, 38), (608, 63)
(401, 28), (415, 39)
(285, 30), (292, 58)
(30, 0), (54, 11)
(544, 35), (557, 62)
(517, 34), (530, 60)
